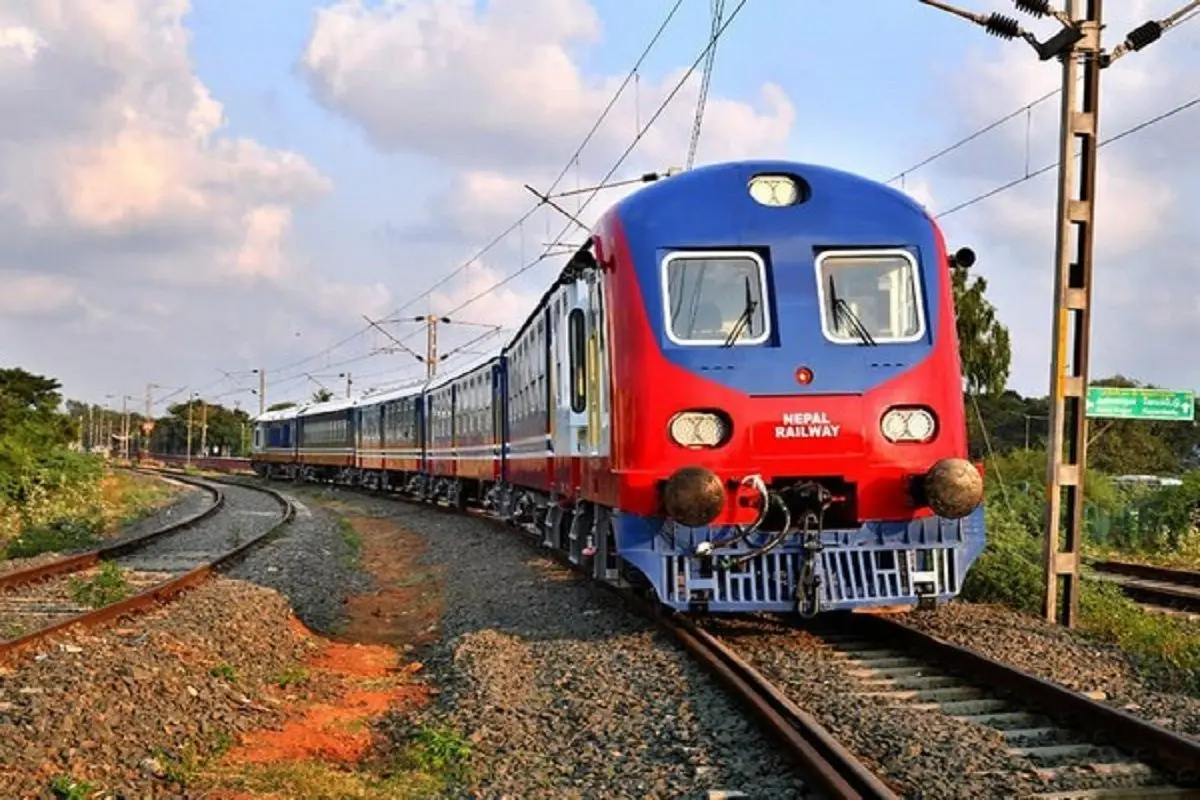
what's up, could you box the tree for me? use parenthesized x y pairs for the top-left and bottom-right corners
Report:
(267, 401), (296, 412)
(952, 267), (1012, 396)
(311, 388), (334, 403)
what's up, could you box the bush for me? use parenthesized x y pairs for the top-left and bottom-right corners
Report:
(965, 450), (1200, 694)
(0, 450), (106, 558)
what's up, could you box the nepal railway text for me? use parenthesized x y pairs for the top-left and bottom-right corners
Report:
(251, 160), (988, 617)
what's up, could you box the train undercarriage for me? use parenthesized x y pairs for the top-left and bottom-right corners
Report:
(252, 459), (982, 617)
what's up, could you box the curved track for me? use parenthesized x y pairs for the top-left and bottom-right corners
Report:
(1089, 560), (1200, 614)
(0, 471), (294, 659)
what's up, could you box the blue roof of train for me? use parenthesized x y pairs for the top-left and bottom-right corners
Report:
(613, 159), (945, 395)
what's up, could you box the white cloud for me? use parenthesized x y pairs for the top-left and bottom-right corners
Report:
(0, 0), (406, 405)
(299, 0), (798, 371)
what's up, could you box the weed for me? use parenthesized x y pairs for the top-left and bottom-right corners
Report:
(152, 743), (201, 785)
(271, 665), (309, 688)
(209, 663), (238, 681)
(49, 775), (96, 800)
(401, 725), (473, 781)
(338, 517), (364, 568)
(966, 451), (1200, 695)
(68, 561), (130, 608)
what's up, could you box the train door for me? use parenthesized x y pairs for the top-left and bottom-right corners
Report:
(492, 360), (506, 482)
(584, 271), (610, 458)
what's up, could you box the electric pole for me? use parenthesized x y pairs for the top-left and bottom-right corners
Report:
(186, 393), (197, 467)
(120, 395), (130, 461)
(199, 399), (208, 458)
(250, 367), (266, 415)
(344, 371), (352, 398)
(920, 0), (1192, 626)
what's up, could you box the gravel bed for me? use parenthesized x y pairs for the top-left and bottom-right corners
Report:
(319, 490), (811, 800)
(104, 476), (215, 547)
(900, 601), (1200, 738)
(0, 578), (322, 798)
(223, 484), (373, 635)
(117, 482), (284, 574)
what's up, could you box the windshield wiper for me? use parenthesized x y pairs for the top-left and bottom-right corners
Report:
(722, 277), (758, 347)
(828, 275), (876, 346)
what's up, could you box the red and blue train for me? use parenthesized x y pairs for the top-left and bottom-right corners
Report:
(251, 159), (986, 616)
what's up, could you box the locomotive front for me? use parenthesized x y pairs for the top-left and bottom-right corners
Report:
(595, 160), (986, 616)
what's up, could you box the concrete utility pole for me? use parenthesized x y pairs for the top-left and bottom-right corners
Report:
(343, 371), (352, 398)
(920, 0), (1191, 626)
(186, 393), (197, 467)
(199, 399), (208, 457)
(120, 395), (130, 461)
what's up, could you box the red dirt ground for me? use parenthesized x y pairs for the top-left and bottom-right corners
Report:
(212, 511), (443, 780)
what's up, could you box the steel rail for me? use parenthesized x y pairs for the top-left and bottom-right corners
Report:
(0, 471), (224, 592)
(853, 613), (1200, 781)
(1088, 560), (1200, 612)
(0, 479), (294, 660)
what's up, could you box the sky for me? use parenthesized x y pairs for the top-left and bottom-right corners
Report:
(2, 0), (1198, 414)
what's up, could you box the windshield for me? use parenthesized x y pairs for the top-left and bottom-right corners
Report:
(817, 251), (924, 344)
(664, 253), (769, 345)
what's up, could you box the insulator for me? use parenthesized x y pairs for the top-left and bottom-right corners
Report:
(1125, 20), (1163, 51)
(1014, 0), (1052, 18)
(984, 13), (1021, 40)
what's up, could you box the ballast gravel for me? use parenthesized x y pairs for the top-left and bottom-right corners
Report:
(901, 601), (1200, 739)
(223, 485), (374, 634)
(311, 489), (811, 799)
(0, 579), (320, 799)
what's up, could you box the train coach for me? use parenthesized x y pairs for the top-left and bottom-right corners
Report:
(252, 159), (987, 617)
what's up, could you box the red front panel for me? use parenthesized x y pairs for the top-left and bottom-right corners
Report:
(586, 213), (969, 525)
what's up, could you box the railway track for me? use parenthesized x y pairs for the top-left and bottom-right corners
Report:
(0, 471), (294, 659)
(1089, 560), (1200, 614)
(165, 465), (1200, 797)
(706, 612), (1200, 799)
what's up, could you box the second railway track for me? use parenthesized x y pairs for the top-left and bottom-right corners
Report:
(1089, 560), (1200, 615)
(0, 470), (295, 658)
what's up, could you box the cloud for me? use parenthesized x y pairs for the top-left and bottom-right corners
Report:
(301, 0), (793, 173)
(921, 1), (1200, 395)
(0, 1), (406, 405)
(300, 0), (798, 373)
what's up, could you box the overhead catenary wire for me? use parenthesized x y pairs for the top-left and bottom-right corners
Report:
(887, 3), (1199, 187)
(376, 0), (688, 325)
(443, 0), (753, 319)
(935, 90), (1200, 220)
(262, 0), (691, 387)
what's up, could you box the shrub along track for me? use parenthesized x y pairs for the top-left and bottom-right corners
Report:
(0, 470), (294, 660)
(1089, 560), (1200, 615)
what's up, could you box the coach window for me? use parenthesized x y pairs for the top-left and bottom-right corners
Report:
(568, 309), (586, 413)
(662, 252), (770, 346)
(815, 249), (925, 345)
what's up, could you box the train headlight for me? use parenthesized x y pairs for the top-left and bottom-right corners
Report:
(748, 174), (800, 207)
(880, 407), (937, 443)
(669, 411), (729, 448)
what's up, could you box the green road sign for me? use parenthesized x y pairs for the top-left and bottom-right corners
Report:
(1085, 386), (1196, 421)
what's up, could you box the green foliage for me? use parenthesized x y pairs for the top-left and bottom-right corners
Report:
(149, 399), (254, 458)
(967, 450), (1200, 694)
(68, 561), (131, 608)
(952, 267), (1012, 396)
(405, 726), (472, 780)
(49, 775), (97, 800)
(311, 388), (334, 403)
(267, 401), (297, 412)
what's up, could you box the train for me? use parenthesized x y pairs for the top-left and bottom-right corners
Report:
(251, 159), (987, 617)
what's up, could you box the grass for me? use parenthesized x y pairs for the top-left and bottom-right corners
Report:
(209, 663), (238, 682)
(68, 561), (131, 608)
(1, 469), (181, 561)
(338, 517), (364, 569)
(196, 723), (472, 800)
(271, 665), (310, 688)
(48, 775), (97, 800)
(965, 475), (1200, 695)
